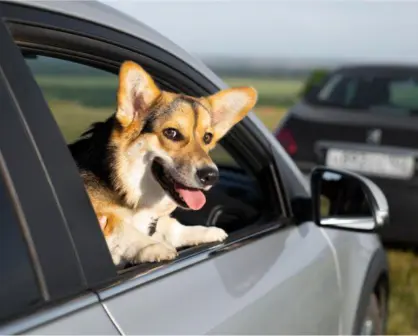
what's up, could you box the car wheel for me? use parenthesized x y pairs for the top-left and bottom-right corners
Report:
(359, 292), (385, 335)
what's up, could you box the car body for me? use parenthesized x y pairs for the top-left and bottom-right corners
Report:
(274, 64), (418, 247)
(0, 1), (389, 335)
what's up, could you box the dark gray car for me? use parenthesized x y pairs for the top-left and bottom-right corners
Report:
(274, 65), (418, 246)
(0, 1), (389, 335)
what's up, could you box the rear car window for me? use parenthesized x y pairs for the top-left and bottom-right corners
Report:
(310, 70), (418, 117)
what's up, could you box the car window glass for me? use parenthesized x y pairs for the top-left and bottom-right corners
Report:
(389, 79), (418, 110)
(317, 74), (344, 101)
(23, 54), (263, 235)
(313, 72), (418, 117)
(0, 171), (42, 322)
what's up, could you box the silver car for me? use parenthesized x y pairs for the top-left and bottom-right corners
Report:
(0, 1), (389, 335)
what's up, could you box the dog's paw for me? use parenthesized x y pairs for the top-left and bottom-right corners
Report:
(189, 227), (228, 245)
(204, 227), (228, 243)
(136, 242), (178, 263)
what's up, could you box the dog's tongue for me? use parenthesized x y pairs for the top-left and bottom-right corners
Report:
(174, 183), (206, 210)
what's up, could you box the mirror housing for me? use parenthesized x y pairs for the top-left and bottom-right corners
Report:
(310, 166), (389, 232)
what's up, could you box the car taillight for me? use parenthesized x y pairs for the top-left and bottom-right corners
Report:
(276, 128), (298, 155)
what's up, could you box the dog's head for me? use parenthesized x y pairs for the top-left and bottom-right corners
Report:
(112, 61), (257, 211)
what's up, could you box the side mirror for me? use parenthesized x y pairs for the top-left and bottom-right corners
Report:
(311, 166), (389, 231)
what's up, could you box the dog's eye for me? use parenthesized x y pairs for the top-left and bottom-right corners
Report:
(203, 132), (213, 144)
(163, 128), (184, 141)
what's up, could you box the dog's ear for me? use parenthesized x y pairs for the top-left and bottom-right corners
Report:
(117, 61), (161, 127)
(207, 87), (257, 140)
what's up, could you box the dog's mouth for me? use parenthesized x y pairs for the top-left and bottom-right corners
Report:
(151, 160), (206, 210)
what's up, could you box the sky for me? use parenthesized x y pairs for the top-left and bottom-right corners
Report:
(102, 0), (418, 64)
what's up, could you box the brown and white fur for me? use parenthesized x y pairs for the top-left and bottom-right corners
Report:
(69, 61), (257, 268)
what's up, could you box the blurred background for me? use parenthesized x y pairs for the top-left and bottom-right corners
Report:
(31, 0), (418, 333)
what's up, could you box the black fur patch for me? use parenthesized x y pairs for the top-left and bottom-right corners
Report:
(148, 218), (158, 236)
(69, 116), (118, 191)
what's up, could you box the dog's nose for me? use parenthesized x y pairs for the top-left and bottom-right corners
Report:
(196, 167), (219, 187)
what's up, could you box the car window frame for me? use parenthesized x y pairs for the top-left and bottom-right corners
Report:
(0, 1), (293, 293)
(12, 26), (279, 215)
(15, 25), (289, 247)
(8, 22), (287, 212)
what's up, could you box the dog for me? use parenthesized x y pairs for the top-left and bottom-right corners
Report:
(69, 60), (257, 268)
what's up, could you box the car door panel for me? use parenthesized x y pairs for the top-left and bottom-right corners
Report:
(323, 228), (385, 334)
(100, 222), (339, 335)
(20, 299), (119, 335)
(24, 308), (118, 335)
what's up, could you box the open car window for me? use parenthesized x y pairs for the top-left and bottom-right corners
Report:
(23, 54), (266, 261)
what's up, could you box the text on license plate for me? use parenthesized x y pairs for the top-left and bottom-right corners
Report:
(325, 149), (415, 179)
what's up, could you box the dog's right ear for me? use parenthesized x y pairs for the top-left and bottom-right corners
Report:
(117, 61), (161, 127)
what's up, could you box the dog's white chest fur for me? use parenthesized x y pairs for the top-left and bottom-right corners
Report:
(131, 199), (175, 234)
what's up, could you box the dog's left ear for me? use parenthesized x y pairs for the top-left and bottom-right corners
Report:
(207, 87), (257, 140)
(117, 61), (161, 128)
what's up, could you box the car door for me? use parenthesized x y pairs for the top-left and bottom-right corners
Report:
(0, 15), (118, 335)
(100, 225), (341, 335)
(0, 2), (341, 334)
(97, 128), (340, 335)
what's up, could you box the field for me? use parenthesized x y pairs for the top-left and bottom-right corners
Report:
(31, 70), (418, 334)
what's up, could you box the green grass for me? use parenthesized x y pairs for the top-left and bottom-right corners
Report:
(224, 77), (303, 97)
(387, 250), (418, 334)
(36, 75), (118, 109)
(224, 76), (304, 107)
(35, 73), (418, 335)
(36, 75), (117, 88)
(48, 100), (114, 142)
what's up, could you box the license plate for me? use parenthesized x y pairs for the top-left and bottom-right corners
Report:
(325, 149), (415, 179)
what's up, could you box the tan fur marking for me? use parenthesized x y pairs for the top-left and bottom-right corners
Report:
(97, 213), (119, 236)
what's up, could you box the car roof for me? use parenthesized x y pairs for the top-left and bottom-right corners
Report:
(6, 0), (225, 89)
(335, 64), (418, 77)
